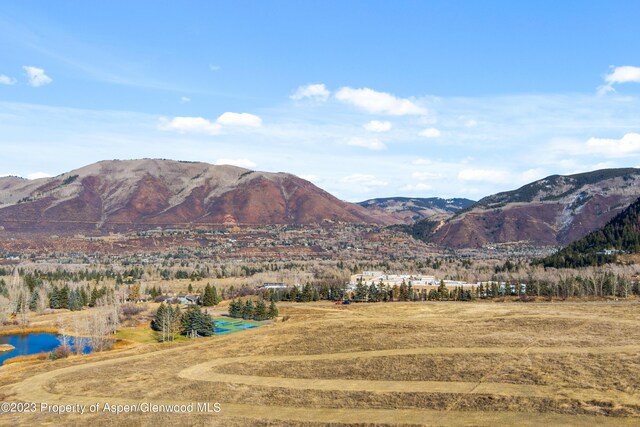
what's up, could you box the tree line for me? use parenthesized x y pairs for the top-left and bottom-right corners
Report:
(151, 303), (215, 341)
(228, 299), (278, 321)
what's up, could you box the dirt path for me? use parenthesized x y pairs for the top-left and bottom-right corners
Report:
(4, 341), (640, 425)
(178, 347), (640, 406)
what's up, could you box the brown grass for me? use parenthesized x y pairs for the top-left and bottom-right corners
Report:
(2, 302), (640, 426)
(3, 352), (49, 365)
(0, 326), (58, 336)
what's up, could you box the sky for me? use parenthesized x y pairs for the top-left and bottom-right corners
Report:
(1, 1), (640, 202)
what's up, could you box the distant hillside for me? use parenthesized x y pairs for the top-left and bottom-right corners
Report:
(0, 159), (389, 234)
(358, 197), (475, 223)
(406, 168), (640, 248)
(537, 196), (640, 268)
(474, 168), (640, 208)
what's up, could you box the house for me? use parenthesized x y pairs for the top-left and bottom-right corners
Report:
(259, 283), (289, 290)
(177, 294), (201, 305)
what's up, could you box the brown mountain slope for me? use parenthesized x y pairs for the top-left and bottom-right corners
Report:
(0, 159), (386, 233)
(430, 168), (640, 248)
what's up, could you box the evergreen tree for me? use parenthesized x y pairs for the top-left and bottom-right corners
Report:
(151, 303), (167, 331)
(0, 279), (8, 298)
(202, 283), (220, 306)
(268, 300), (278, 319)
(49, 285), (60, 309)
(254, 299), (267, 320)
(242, 300), (254, 320)
(151, 303), (183, 341)
(68, 289), (82, 311)
(399, 280), (409, 301)
(59, 284), (70, 309)
(181, 305), (215, 337)
(90, 286), (99, 307)
(29, 289), (39, 311)
(438, 280), (449, 300)
(354, 279), (368, 302)
(228, 299), (241, 318)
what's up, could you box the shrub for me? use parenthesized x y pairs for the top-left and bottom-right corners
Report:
(49, 345), (71, 360)
(121, 303), (146, 317)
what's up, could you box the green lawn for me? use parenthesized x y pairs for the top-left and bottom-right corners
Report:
(115, 318), (262, 344)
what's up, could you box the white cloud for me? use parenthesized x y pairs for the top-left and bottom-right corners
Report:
(179, 96), (191, 103)
(412, 171), (440, 180)
(598, 66), (640, 95)
(0, 75), (16, 85)
(209, 64), (221, 71)
(26, 172), (52, 180)
(215, 112), (262, 127)
(290, 83), (330, 102)
(363, 120), (392, 132)
(335, 87), (426, 115)
(346, 137), (385, 150)
(160, 112), (262, 135)
(458, 169), (509, 183)
(23, 66), (52, 87)
(215, 158), (256, 168)
(519, 168), (546, 183)
(585, 133), (640, 157)
(299, 174), (319, 182)
(465, 119), (478, 128)
(160, 116), (222, 135)
(401, 183), (433, 192)
(412, 158), (432, 165)
(419, 127), (441, 138)
(340, 174), (387, 187)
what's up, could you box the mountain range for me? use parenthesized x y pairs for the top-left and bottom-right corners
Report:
(1, 160), (640, 251)
(357, 197), (475, 223)
(0, 159), (384, 233)
(420, 168), (640, 248)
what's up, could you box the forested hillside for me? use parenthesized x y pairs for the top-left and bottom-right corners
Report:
(538, 196), (640, 268)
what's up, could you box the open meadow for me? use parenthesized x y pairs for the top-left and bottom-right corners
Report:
(1, 301), (639, 426)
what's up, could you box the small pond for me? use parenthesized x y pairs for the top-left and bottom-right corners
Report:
(0, 333), (92, 365)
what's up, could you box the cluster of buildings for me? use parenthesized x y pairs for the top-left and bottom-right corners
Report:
(348, 271), (527, 293)
(348, 271), (474, 293)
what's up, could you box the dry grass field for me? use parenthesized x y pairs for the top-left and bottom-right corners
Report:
(1, 301), (639, 426)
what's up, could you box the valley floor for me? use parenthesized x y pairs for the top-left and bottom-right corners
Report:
(1, 301), (640, 426)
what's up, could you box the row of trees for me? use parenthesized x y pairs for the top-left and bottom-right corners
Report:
(151, 303), (216, 341)
(228, 299), (278, 321)
(49, 284), (111, 311)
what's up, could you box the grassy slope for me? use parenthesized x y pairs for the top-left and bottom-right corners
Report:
(2, 302), (640, 426)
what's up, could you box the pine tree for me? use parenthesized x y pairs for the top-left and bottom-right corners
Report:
(181, 305), (215, 337)
(202, 283), (219, 306)
(212, 285), (221, 305)
(59, 285), (70, 309)
(242, 300), (254, 320)
(68, 289), (82, 311)
(254, 299), (267, 320)
(151, 303), (167, 331)
(90, 286), (99, 307)
(228, 300), (240, 318)
(355, 279), (368, 302)
(29, 289), (40, 311)
(49, 285), (60, 309)
(151, 303), (183, 341)
(268, 301), (278, 319)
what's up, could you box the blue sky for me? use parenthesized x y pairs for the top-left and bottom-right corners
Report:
(1, 1), (640, 201)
